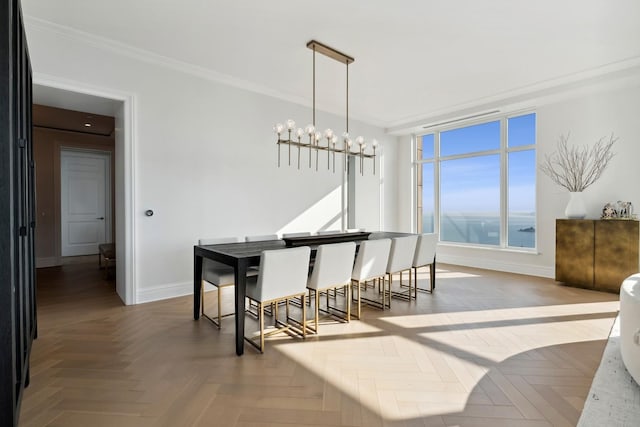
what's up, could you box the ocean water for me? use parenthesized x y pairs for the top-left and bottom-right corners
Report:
(422, 213), (535, 248)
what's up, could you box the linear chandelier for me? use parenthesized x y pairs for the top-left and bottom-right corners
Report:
(273, 40), (377, 175)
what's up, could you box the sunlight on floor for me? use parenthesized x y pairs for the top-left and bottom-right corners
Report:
(276, 300), (620, 421)
(381, 301), (620, 328)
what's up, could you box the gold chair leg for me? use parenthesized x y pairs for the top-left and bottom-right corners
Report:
(357, 280), (361, 319)
(259, 302), (264, 353)
(301, 295), (306, 339)
(315, 291), (320, 333)
(274, 302), (279, 324)
(346, 284), (351, 321)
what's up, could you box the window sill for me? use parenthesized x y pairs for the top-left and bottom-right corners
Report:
(437, 241), (540, 255)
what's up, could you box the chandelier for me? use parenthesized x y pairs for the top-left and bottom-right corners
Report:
(273, 40), (377, 175)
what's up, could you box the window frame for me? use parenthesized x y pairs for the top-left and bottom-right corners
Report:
(415, 111), (536, 251)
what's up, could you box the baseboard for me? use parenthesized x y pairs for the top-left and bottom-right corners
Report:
(438, 254), (555, 279)
(36, 257), (61, 268)
(135, 258), (554, 304)
(136, 281), (193, 304)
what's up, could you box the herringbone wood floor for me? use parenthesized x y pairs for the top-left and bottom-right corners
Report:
(20, 259), (619, 427)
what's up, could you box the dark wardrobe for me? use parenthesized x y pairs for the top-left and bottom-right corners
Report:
(1, 0), (36, 425)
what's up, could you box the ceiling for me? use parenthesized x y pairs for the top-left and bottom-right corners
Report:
(22, 0), (640, 130)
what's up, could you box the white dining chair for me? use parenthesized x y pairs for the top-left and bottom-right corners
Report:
(387, 235), (419, 300)
(282, 232), (312, 238)
(307, 242), (356, 333)
(245, 234), (279, 242)
(412, 233), (438, 294)
(244, 246), (311, 353)
(199, 236), (242, 328)
(351, 238), (391, 319)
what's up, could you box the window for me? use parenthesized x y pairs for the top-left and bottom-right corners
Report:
(416, 112), (536, 249)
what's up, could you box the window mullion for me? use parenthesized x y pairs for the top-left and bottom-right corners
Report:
(500, 117), (508, 248)
(434, 132), (440, 239)
(439, 148), (500, 162)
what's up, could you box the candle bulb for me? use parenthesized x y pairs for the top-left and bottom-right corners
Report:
(286, 121), (293, 141)
(305, 124), (315, 136)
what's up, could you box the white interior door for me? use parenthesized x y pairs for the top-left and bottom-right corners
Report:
(61, 150), (110, 256)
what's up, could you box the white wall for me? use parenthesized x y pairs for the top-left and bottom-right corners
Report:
(394, 74), (640, 278)
(25, 22), (394, 303)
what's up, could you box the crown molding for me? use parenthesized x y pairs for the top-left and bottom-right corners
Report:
(386, 57), (640, 135)
(24, 16), (383, 126)
(24, 17), (302, 101)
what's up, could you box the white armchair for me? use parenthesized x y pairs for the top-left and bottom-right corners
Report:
(307, 242), (356, 333)
(244, 246), (311, 353)
(412, 233), (438, 294)
(351, 238), (391, 319)
(387, 235), (418, 300)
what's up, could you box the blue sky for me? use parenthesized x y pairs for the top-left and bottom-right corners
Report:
(421, 113), (536, 213)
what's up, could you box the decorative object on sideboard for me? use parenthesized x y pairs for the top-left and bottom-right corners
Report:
(565, 192), (587, 219)
(540, 133), (617, 219)
(601, 202), (617, 219)
(272, 40), (378, 175)
(617, 201), (634, 219)
(600, 201), (636, 220)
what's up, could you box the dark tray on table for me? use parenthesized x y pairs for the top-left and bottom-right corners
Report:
(283, 231), (371, 247)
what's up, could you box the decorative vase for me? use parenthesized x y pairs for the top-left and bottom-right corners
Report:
(565, 192), (587, 219)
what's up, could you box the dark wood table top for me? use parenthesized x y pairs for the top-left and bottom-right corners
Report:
(194, 231), (414, 264)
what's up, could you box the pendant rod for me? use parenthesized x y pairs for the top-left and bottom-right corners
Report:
(312, 47), (316, 127)
(346, 62), (349, 134)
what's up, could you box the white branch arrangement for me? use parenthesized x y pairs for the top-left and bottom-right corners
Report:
(540, 133), (617, 192)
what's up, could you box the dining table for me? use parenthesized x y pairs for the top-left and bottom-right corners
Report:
(193, 231), (413, 355)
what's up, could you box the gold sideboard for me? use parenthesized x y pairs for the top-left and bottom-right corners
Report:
(556, 219), (639, 293)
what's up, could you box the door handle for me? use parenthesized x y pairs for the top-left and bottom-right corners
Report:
(97, 217), (105, 220)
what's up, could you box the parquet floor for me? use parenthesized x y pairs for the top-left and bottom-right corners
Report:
(20, 259), (620, 427)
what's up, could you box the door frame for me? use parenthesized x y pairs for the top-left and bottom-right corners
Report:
(34, 73), (137, 305)
(60, 148), (112, 256)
